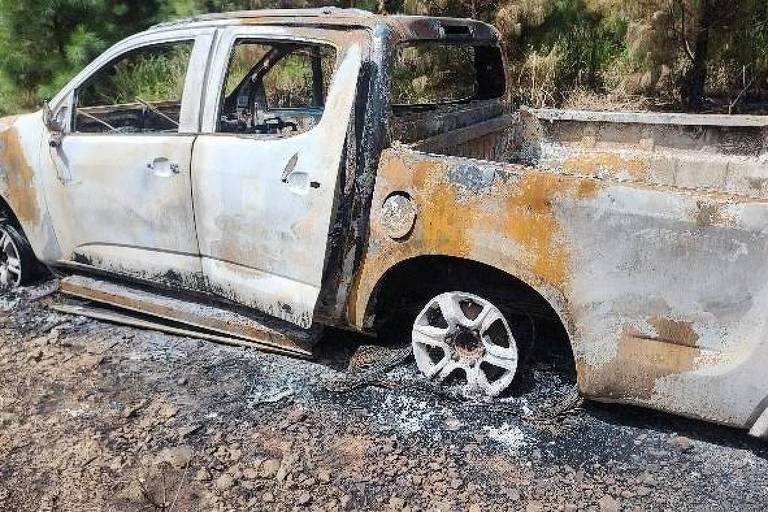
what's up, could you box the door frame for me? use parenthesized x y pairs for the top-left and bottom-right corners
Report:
(39, 28), (217, 286)
(192, 26), (370, 328)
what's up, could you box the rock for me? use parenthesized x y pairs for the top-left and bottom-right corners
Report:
(526, 502), (544, 512)
(215, 473), (235, 490)
(276, 463), (289, 483)
(178, 424), (203, 438)
(243, 467), (260, 480)
(318, 468), (332, 483)
(77, 354), (104, 368)
(261, 459), (281, 478)
(195, 468), (212, 482)
(108, 457), (123, 472)
(445, 417), (463, 431)
(263, 492), (275, 503)
(389, 496), (406, 510)
(598, 495), (620, 512)
(157, 446), (193, 469)
(297, 492), (312, 506)
(287, 407), (308, 424)
(340, 494), (354, 510)
(228, 447), (243, 462)
(27, 349), (44, 363)
(669, 435), (694, 453)
(468, 505), (482, 512)
(158, 404), (179, 419)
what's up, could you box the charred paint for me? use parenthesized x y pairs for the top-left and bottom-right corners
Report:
(562, 152), (649, 181)
(0, 117), (41, 227)
(577, 328), (701, 400)
(351, 148), (604, 327)
(647, 317), (700, 348)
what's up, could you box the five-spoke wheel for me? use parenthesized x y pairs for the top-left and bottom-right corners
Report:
(0, 219), (39, 289)
(412, 291), (518, 397)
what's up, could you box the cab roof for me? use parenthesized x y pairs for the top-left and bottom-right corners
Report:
(150, 7), (500, 43)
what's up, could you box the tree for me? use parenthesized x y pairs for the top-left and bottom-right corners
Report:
(0, 0), (162, 114)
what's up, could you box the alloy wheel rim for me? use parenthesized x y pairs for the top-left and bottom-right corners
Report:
(0, 227), (22, 288)
(412, 292), (518, 397)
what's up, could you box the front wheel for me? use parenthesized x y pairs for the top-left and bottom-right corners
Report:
(0, 219), (39, 289)
(412, 291), (519, 397)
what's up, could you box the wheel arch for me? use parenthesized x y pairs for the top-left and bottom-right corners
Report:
(0, 193), (23, 229)
(363, 254), (576, 356)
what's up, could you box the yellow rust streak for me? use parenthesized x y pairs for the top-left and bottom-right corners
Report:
(349, 150), (603, 326)
(501, 173), (597, 289)
(578, 327), (701, 401)
(563, 152), (649, 180)
(0, 121), (40, 226)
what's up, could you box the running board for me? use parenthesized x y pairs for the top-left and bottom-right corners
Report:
(58, 275), (318, 358)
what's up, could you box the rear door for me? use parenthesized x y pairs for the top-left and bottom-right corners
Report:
(192, 27), (365, 328)
(43, 29), (213, 287)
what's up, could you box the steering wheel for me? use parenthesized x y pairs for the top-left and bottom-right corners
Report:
(253, 116), (298, 134)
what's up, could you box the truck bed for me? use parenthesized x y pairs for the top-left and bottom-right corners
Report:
(403, 105), (768, 199)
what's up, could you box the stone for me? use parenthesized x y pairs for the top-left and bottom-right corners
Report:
(669, 435), (694, 453)
(215, 473), (235, 490)
(195, 468), (212, 482)
(158, 404), (178, 419)
(598, 495), (619, 512)
(261, 459), (281, 478)
(158, 446), (193, 469)
(340, 494), (354, 510)
(297, 492), (312, 506)
(243, 467), (260, 480)
(445, 417), (463, 431)
(287, 407), (308, 424)
(389, 496), (406, 510)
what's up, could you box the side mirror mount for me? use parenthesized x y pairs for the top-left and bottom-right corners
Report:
(43, 101), (65, 148)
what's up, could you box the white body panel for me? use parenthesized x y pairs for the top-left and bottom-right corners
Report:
(191, 27), (364, 328)
(40, 29), (215, 282)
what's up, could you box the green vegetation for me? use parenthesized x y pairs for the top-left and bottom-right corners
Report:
(78, 43), (194, 107)
(392, 45), (477, 104)
(0, 0), (766, 115)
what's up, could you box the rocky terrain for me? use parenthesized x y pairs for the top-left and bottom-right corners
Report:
(1, 282), (767, 511)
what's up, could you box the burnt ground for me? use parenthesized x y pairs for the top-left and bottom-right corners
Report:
(1, 282), (768, 512)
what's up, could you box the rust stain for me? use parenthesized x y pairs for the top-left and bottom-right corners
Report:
(502, 174), (570, 288)
(0, 120), (40, 226)
(647, 317), (700, 348)
(350, 149), (604, 326)
(578, 328), (700, 400)
(563, 152), (649, 180)
(695, 200), (725, 228)
(418, 182), (472, 256)
(501, 172), (600, 289)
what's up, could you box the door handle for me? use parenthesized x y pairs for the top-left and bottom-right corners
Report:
(147, 157), (179, 177)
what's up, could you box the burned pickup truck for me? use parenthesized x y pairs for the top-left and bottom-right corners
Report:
(1, 8), (768, 437)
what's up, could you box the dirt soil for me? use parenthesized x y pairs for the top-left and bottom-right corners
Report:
(2, 282), (768, 512)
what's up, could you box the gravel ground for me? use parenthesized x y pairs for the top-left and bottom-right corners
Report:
(1, 282), (767, 512)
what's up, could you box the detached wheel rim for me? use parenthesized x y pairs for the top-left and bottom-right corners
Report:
(0, 227), (22, 288)
(412, 292), (518, 397)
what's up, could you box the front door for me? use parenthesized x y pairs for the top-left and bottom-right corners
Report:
(44, 31), (213, 287)
(192, 27), (365, 328)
